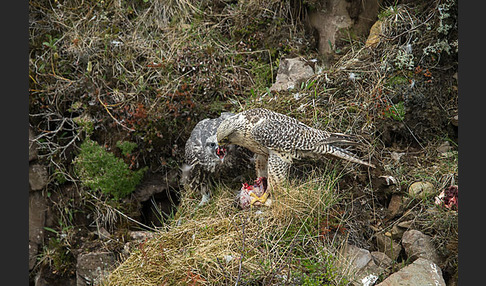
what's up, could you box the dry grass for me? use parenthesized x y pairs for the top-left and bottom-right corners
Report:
(108, 167), (354, 285)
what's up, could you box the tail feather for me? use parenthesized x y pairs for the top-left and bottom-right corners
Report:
(319, 132), (362, 146)
(325, 145), (375, 168)
(313, 132), (375, 168)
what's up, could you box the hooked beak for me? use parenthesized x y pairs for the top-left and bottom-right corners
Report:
(216, 145), (227, 164)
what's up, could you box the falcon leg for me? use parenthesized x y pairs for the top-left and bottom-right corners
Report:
(267, 151), (291, 191)
(198, 184), (210, 206)
(196, 171), (212, 207)
(255, 154), (268, 178)
(199, 192), (210, 206)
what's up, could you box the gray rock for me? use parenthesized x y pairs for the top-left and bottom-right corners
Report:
(450, 114), (458, 127)
(436, 141), (452, 154)
(389, 220), (413, 240)
(340, 244), (388, 286)
(376, 233), (402, 261)
(29, 164), (49, 191)
(397, 220), (413, 229)
(29, 127), (38, 162)
(133, 182), (165, 202)
(122, 231), (157, 257)
(401, 229), (442, 266)
(376, 258), (445, 286)
(129, 230), (156, 241)
(270, 58), (314, 91)
(76, 252), (116, 286)
(387, 194), (404, 218)
(29, 241), (38, 270)
(29, 190), (47, 273)
(342, 243), (373, 271)
(408, 182), (435, 197)
(34, 272), (48, 286)
(96, 227), (111, 240)
(307, 0), (381, 56)
(35, 267), (76, 286)
(29, 191), (46, 245)
(389, 225), (405, 240)
(371, 251), (393, 269)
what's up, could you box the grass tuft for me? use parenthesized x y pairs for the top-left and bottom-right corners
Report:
(108, 167), (353, 285)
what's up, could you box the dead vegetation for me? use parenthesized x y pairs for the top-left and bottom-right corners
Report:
(109, 166), (353, 285)
(29, 0), (457, 285)
(29, 0), (313, 172)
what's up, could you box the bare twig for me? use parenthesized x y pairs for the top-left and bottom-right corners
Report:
(86, 192), (159, 232)
(97, 94), (135, 132)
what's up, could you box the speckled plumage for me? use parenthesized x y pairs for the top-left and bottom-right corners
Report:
(216, 108), (375, 189)
(181, 112), (253, 205)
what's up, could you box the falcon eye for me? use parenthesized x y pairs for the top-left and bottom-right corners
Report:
(220, 137), (229, 144)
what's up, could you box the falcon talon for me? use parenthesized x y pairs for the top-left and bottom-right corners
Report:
(249, 192), (269, 206)
(238, 176), (269, 209)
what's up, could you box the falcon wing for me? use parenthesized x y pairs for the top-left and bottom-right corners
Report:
(250, 117), (326, 152)
(184, 119), (210, 165)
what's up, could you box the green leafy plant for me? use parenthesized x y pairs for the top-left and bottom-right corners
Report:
(42, 34), (59, 50)
(116, 140), (138, 157)
(384, 101), (405, 121)
(73, 138), (147, 199)
(73, 114), (94, 135)
(38, 237), (75, 276)
(386, 75), (409, 86)
(300, 254), (349, 286)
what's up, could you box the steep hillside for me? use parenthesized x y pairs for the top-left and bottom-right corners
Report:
(29, 0), (457, 285)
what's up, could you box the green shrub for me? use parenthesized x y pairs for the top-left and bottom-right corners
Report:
(73, 138), (147, 199)
(39, 238), (75, 276)
(300, 254), (349, 286)
(116, 140), (138, 157)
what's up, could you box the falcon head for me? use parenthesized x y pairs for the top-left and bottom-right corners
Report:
(205, 135), (227, 164)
